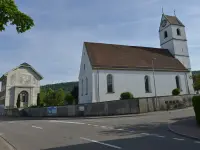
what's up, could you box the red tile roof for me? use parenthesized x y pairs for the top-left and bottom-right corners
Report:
(85, 42), (188, 72)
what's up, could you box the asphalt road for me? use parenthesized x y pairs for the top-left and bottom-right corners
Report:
(0, 107), (199, 150)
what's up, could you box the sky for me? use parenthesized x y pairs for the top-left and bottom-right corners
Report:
(0, 0), (200, 85)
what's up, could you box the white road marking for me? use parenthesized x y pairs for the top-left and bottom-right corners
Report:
(173, 138), (185, 141)
(116, 129), (124, 131)
(87, 124), (92, 126)
(49, 120), (85, 125)
(8, 121), (15, 124)
(93, 125), (99, 127)
(151, 134), (165, 138)
(32, 126), (43, 130)
(101, 126), (107, 128)
(141, 133), (150, 136)
(194, 141), (200, 144)
(80, 137), (121, 149)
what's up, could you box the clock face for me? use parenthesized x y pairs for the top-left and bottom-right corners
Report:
(161, 19), (167, 27)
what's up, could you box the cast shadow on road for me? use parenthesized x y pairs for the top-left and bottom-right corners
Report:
(41, 118), (199, 150)
(40, 123), (196, 150)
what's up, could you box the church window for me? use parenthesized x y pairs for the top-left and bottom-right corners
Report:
(145, 75), (151, 93)
(177, 28), (181, 36)
(85, 77), (88, 95)
(164, 31), (168, 38)
(107, 74), (114, 93)
(175, 76), (181, 90)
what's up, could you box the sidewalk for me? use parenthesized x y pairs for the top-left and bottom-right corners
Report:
(168, 116), (200, 140)
(0, 136), (15, 150)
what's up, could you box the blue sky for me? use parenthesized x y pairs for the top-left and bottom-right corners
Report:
(0, 0), (200, 85)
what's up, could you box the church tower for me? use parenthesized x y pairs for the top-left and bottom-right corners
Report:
(159, 14), (191, 70)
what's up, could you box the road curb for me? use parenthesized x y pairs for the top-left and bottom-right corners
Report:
(0, 136), (16, 150)
(168, 123), (200, 141)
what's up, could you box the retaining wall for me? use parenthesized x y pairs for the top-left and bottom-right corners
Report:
(4, 94), (194, 117)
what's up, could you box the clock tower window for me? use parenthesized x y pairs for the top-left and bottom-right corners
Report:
(164, 31), (168, 39)
(177, 28), (181, 36)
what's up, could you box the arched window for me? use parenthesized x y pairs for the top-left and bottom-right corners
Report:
(81, 79), (83, 96)
(164, 31), (168, 38)
(175, 76), (181, 89)
(85, 77), (88, 95)
(107, 74), (113, 93)
(177, 28), (181, 36)
(145, 76), (151, 93)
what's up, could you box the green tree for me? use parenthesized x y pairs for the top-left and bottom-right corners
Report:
(16, 94), (20, 108)
(55, 88), (65, 106)
(39, 89), (46, 106)
(70, 86), (79, 104)
(0, 0), (34, 33)
(43, 88), (55, 106)
(65, 93), (75, 105)
(193, 75), (200, 92)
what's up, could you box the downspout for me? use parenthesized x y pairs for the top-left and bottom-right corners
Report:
(97, 70), (100, 102)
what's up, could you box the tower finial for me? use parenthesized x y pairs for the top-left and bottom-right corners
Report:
(174, 9), (176, 16)
(162, 7), (164, 14)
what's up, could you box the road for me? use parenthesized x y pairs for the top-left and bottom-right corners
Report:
(0, 107), (199, 150)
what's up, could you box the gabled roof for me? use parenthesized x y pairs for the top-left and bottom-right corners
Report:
(0, 62), (43, 81)
(164, 14), (185, 27)
(84, 42), (188, 72)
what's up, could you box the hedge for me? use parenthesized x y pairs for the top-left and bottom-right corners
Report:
(120, 92), (134, 100)
(192, 96), (200, 125)
(172, 88), (180, 96)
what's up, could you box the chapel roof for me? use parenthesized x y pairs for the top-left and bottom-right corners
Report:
(0, 62), (43, 81)
(84, 42), (188, 72)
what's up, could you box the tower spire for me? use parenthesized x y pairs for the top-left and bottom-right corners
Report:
(162, 7), (164, 14)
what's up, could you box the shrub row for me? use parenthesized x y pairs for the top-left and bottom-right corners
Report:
(192, 96), (200, 125)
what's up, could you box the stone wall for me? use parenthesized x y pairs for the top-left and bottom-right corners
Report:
(4, 94), (195, 117)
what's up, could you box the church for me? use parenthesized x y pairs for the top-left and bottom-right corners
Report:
(78, 13), (194, 104)
(0, 63), (43, 108)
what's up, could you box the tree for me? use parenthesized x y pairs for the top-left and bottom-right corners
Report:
(65, 93), (75, 105)
(55, 88), (65, 106)
(39, 89), (46, 106)
(70, 86), (78, 104)
(193, 74), (200, 92)
(0, 0), (34, 33)
(16, 94), (20, 108)
(43, 88), (55, 106)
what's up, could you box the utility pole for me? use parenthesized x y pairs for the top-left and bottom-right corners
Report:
(152, 58), (159, 110)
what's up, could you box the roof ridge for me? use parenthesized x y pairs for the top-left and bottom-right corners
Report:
(84, 42), (168, 51)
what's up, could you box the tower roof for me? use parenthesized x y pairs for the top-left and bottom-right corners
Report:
(164, 14), (185, 27)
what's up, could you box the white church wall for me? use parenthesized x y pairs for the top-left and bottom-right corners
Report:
(91, 69), (190, 103)
(78, 45), (93, 104)
(161, 40), (175, 55)
(173, 40), (189, 56)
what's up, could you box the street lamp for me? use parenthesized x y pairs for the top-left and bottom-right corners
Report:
(152, 58), (159, 110)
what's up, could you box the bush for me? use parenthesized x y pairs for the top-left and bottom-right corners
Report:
(192, 96), (200, 125)
(172, 88), (180, 96)
(120, 92), (134, 100)
(28, 105), (38, 108)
